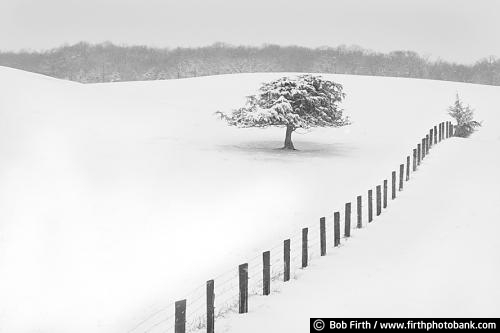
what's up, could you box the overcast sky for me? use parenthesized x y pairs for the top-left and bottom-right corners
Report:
(1, 0), (498, 64)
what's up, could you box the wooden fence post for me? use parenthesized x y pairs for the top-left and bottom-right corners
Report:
(450, 122), (454, 137)
(399, 164), (404, 191)
(368, 190), (373, 222)
(175, 299), (187, 333)
(429, 128), (433, 147)
(383, 179), (388, 208)
(320, 217), (326, 256)
(413, 149), (417, 172)
(207, 280), (215, 333)
(421, 138), (426, 159)
(446, 122), (450, 138)
(334, 212), (340, 246)
(283, 239), (290, 282)
(356, 195), (362, 228)
(263, 252), (270, 295)
(434, 125), (438, 143)
(391, 171), (396, 199)
(425, 137), (428, 158)
(376, 185), (381, 216)
(417, 143), (421, 165)
(406, 156), (410, 181)
(345, 202), (351, 238)
(302, 228), (308, 268)
(239, 263), (248, 313)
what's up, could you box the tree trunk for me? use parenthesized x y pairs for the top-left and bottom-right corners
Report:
(283, 126), (295, 150)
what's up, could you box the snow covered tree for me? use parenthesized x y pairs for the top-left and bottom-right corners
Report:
(448, 94), (481, 137)
(217, 75), (350, 149)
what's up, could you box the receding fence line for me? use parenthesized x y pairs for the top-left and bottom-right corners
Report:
(143, 120), (454, 333)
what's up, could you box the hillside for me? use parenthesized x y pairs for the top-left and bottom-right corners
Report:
(0, 67), (499, 333)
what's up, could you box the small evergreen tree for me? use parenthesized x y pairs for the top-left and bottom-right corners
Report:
(217, 75), (350, 149)
(448, 94), (481, 137)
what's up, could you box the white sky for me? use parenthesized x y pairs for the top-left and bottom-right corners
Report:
(1, 0), (498, 64)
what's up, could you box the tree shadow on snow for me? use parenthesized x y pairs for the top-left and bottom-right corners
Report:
(216, 140), (357, 160)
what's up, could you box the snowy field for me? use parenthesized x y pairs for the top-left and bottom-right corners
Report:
(1, 67), (499, 333)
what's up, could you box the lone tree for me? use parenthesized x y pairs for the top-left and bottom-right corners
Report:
(217, 75), (350, 149)
(448, 94), (481, 138)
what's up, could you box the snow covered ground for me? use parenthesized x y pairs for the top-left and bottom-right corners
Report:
(0, 67), (499, 333)
(213, 136), (500, 333)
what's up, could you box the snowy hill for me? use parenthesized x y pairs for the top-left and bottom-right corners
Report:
(0, 67), (499, 333)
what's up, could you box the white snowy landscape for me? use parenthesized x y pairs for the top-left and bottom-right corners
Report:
(1, 66), (500, 333)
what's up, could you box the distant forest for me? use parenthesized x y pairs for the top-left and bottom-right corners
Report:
(1, 42), (499, 85)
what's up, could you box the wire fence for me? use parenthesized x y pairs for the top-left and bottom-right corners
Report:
(128, 121), (455, 333)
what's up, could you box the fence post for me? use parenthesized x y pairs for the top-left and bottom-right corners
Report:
(175, 300), (186, 333)
(450, 122), (454, 137)
(376, 185), (381, 216)
(434, 125), (438, 143)
(383, 179), (388, 208)
(356, 195), (362, 228)
(263, 251), (270, 296)
(424, 135), (428, 155)
(239, 263), (248, 313)
(334, 212), (340, 246)
(413, 149), (417, 172)
(320, 217), (326, 256)
(368, 190), (373, 222)
(302, 228), (308, 268)
(447, 122), (450, 138)
(391, 171), (396, 199)
(406, 156), (410, 181)
(421, 138), (426, 160)
(399, 164), (404, 191)
(429, 128), (433, 147)
(417, 144), (421, 165)
(207, 280), (215, 333)
(283, 239), (290, 282)
(345, 202), (351, 238)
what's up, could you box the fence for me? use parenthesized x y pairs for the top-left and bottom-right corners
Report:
(128, 121), (455, 333)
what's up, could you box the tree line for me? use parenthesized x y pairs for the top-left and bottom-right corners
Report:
(1, 42), (499, 85)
